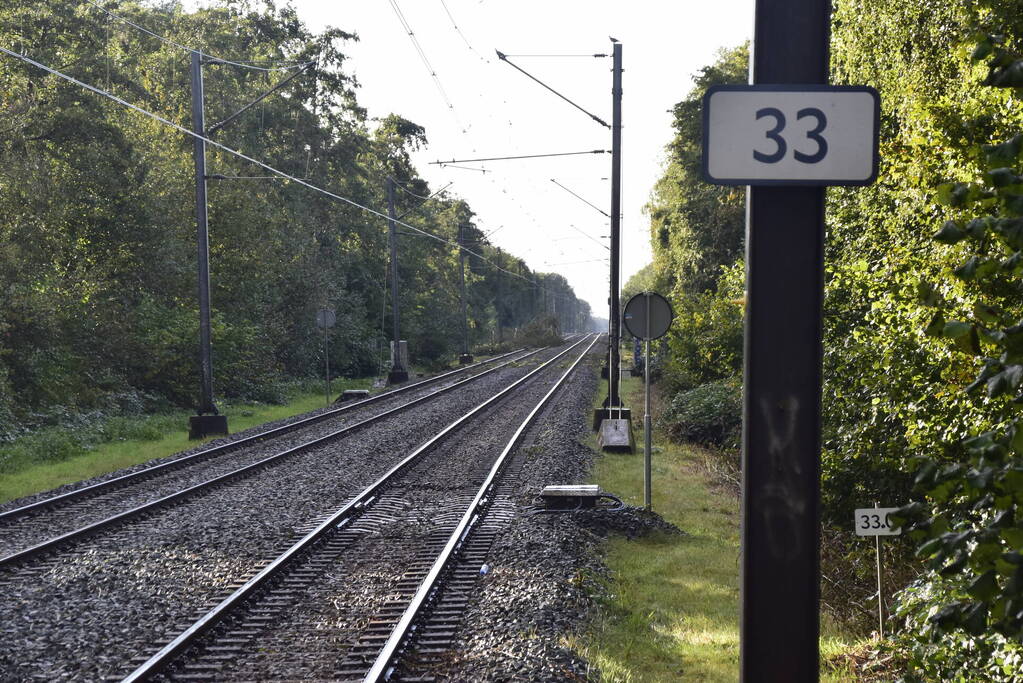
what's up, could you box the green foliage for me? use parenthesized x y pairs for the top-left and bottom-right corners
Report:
(662, 262), (745, 393)
(517, 315), (563, 349)
(647, 44), (748, 298)
(659, 377), (741, 450)
(888, 576), (1023, 682)
(897, 121), (1023, 641)
(0, 1), (590, 435)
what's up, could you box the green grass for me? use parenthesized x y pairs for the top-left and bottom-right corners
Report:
(574, 373), (871, 682)
(0, 381), (370, 505)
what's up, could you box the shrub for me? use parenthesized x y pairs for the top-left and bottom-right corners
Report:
(517, 315), (563, 348)
(660, 376), (741, 449)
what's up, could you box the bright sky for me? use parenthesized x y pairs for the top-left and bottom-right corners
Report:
(210, 1), (754, 314)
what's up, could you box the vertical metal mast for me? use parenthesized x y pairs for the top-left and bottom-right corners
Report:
(189, 51), (225, 438)
(741, 1), (829, 679)
(608, 42), (623, 409)
(387, 178), (406, 381)
(458, 223), (472, 362)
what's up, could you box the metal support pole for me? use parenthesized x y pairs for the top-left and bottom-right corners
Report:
(643, 330), (651, 510)
(458, 223), (471, 359)
(875, 502), (885, 638)
(608, 42), (623, 409)
(323, 323), (331, 407)
(741, 1), (829, 680)
(496, 253), (505, 343)
(191, 51), (216, 417)
(387, 178), (405, 380)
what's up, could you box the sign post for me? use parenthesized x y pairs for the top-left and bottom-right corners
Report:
(701, 1), (880, 679)
(854, 503), (901, 637)
(623, 292), (673, 512)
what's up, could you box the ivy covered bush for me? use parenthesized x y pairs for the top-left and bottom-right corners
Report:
(659, 377), (741, 450)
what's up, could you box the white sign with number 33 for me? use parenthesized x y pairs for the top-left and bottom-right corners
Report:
(702, 85), (880, 186)
(854, 507), (902, 536)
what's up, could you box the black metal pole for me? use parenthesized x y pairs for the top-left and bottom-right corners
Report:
(191, 51), (216, 417)
(608, 41), (623, 408)
(323, 322), (330, 407)
(458, 223), (471, 361)
(741, 1), (828, 680)
(496, 251), (505, 343)
(387, 178), (406, 381)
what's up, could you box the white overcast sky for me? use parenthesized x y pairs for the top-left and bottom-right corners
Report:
(199, 1), (755, 313)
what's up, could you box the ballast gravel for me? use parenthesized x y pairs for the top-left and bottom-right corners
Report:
(0, 338), (680, 681)
(0, 347), (569, 681)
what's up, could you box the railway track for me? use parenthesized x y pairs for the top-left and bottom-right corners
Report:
(0, 345), (559, 567)
(0, 336), (597, 682)
(118, 334), (599, 682)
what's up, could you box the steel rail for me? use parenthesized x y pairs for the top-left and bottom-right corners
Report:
(365, 334), (600, 681)
(120, 334), (594, 683)
(0, 348), (527, 524)
(0, 345), (554, 568)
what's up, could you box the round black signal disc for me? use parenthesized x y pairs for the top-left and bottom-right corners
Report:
(623, 292), (673, 340)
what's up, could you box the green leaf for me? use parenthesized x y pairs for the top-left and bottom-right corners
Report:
(955, 326), (982, 355)
(925, 312), (946, 337)
(944, 321), (972, 338)
(973, 39), (994, 62)
(917, 281), (940, 307)
(962, 602), (989, 635)
(954, 257), (979, 280)
(987, 168), (1022, 187)
(934, 221), (966, 244)
(975, 302), (1003, 324)
(936, 182), (971, 207)
(969, 570), (1000, 602)
(1004, 193), (1023, 217)
(984, 136), (1023, 167)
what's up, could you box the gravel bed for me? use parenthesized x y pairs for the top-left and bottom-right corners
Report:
(402, 340), (685, 681)
(0, 351), (523, 518)
(179, 342), (595, 680)
(0, 342), (585, 681)
(0, 349), (546, 560)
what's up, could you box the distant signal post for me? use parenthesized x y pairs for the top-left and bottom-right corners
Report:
(701, 0), (880, 680)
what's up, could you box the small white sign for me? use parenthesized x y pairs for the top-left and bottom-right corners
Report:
(854, 507), (902, 536)
(702, 85), (879, 186)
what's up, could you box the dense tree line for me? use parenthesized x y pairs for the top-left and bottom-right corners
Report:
(648, 1), (1023, 677)
(0, 0), (590, 437)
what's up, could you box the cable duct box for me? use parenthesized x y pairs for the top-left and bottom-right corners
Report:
(540, 485), (602, 510)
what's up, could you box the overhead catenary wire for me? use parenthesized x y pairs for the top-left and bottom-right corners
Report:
(438, 0), (488, 62)
(387, 0), (468, 136)
(431, 150), (609, 165)
(0, 44), (567, 298)
(82, 0), (315, 72)
(550, 178), (610, 218)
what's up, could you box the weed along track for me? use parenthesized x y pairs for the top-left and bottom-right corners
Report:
(0, 336), (598, 681)
(0, 347), (546, 566)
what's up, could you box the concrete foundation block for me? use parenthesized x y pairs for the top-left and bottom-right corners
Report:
(459, 353), (474, 365)
(598, 418), (634, 453)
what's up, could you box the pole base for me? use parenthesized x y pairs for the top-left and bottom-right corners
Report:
(598, 418), (634, 453)
(189, 414), (228, 440)
(388, 368), (409, 385)
(592, 406), (631, 431)
(459, 353), (474, 365)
